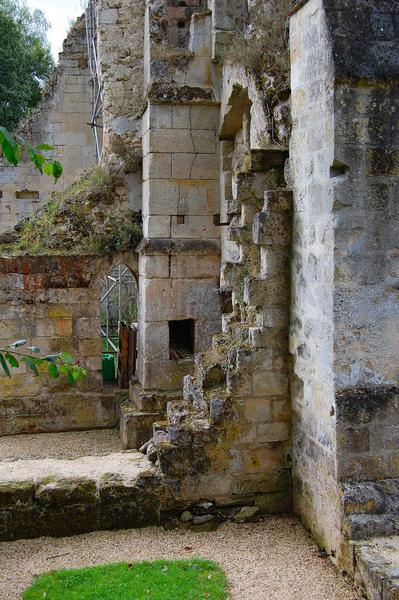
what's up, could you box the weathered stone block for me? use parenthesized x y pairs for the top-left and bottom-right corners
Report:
(35, 479), (97, 507)
(257, 422), (290, 443)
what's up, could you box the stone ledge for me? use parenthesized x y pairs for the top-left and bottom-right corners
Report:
(355, 538), (399, 600)
(0, 452), (174, 541)
(148, 83), (218, 106)
(137, 238), (221, 256)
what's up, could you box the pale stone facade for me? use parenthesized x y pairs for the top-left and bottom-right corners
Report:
(0, 17), (96, 234)
(0, 1), (398, 597)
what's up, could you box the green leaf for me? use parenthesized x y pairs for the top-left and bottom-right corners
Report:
(42, 162), (53, 177)
(10, 339), (26, 348)
(5, 352), (19, 368)
(0, 353), (11, 377)
(66, 371), (75, 384)
(52, 160), (63, 181)
(36, 143), (54, 151)
(1, 138), (18, 166)
(59, 351), (73, 365)
(21, 356), (39, 376)
(0, 126), (16, 146)
(48, 362), (59, 378)
(44, 353), (60, 362)
(27, 346), (41, 354)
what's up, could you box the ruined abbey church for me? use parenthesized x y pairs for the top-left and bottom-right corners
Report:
(0, 0), (398, 597)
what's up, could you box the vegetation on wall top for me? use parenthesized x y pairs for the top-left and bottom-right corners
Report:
(222, 0), (290, 104)
(0, 164), (143, 256)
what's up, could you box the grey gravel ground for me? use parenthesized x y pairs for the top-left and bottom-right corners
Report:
(0, 517), (360, 600)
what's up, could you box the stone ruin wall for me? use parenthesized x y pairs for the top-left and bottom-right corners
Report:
(0, 17), (96, 234)
(290, 0), (399, 569)
(0, 252), (137, 435)
(0, 0), (398, 591)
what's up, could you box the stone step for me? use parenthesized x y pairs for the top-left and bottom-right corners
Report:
(227, 217), (252, 243)
(129, 381), (182, 413)
(0, 451), (170, 541)
(233, 171), (287, 203)
(194, 354), (226, 390)
(341, 479), (399, 541)
(119, 401), (162, 450)
(354, 537), (399, 600)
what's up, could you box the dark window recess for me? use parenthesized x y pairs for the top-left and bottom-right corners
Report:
(169, 319), (195, 360)
(177, 215), (185, 224)
(0, 191), (2, 198)
(16, 190), (40, 199)
(220, 290), (233, 314)
(330, 160), (349, 179)
(177, 18), (186, 28)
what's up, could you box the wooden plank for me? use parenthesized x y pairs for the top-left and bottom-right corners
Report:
(117, 322), (130, 389)
(128, 325), (137, 379)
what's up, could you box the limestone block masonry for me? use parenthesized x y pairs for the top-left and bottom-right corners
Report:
(0, 17), (96, 233)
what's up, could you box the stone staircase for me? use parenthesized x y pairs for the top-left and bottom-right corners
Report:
(119, 381), (182, 450)
(139, 147), (293, 508)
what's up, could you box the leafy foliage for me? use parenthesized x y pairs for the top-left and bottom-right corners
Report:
(0, 0), (53, 130)
(0, 125), (63, 180)
(0, 339), (87, 383)
(23, 559), (229, 600)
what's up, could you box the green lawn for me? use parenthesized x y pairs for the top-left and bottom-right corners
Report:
(22, 559), (229, 600)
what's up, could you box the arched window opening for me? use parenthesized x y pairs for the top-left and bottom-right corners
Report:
(101, 263), (138, 388)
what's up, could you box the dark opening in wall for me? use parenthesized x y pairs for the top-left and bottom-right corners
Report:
(0, 191), (2, 198)
(16, 190), (40, 199)
(169, 319), (195, 360)
(177, 215), (185, 224)
(177, 18), (186, 28)
(330, 160), (349, 179)
(220, 290), (233, 314)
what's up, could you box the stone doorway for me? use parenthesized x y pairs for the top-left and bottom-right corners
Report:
(100, 263), (138, 387)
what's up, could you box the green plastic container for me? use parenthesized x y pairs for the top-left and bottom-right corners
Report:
(102, 353), (116, 381)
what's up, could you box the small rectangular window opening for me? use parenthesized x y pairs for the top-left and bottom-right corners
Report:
(176, 215), (185, 224)
(220, 290), (233, 314)
(169, 319), (195, 360)
(16, 190), (40, 199)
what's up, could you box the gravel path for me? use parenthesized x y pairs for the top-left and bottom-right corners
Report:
(0, 517), (360, 600)
(0, 429), (121, 461)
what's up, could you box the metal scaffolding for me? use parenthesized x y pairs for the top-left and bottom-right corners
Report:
(85, 0), (103, 162)
(101, 265), (129, 353)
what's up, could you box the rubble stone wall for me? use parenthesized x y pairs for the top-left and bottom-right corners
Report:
(97, 0), (145, 156)
(0, 17), (95, 234)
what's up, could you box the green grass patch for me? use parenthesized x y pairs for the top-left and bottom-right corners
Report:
(22, 559), (229, 600)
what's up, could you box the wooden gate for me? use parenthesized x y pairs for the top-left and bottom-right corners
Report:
(117, 322), (137, 389)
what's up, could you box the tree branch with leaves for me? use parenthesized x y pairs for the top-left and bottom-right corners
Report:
(0, 340), (87, 383)
(0, 125), (62, 180)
